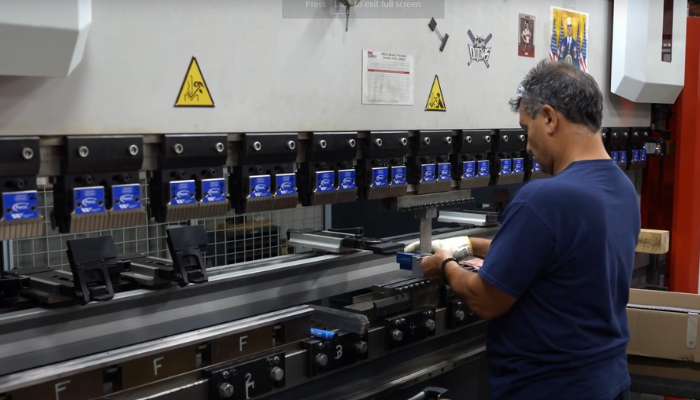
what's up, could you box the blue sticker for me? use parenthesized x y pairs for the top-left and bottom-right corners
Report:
(611, 151), (619, 163)
(500, 159), (512, 175)
(338, 169), (356, 191)
(513, 158), (524, 174)
(437, 163), (451, 181)
(2, 190), (38, 221)
(421, 164), (436, 183)
(632, 150), (640, 162)
(477, 160), (490, 177)
(532, 158), (541, 172)
(620, 151), (627, 164)
(276, 173), (297, 196)
(248, 175), (271, 198)
(170, 180), (196, 206)
(202, 178), (227, 203)
(316, 171), (335, 192)
(391, 166), (407, 185)
(371, 167), (389, 187)
(112, 184), (141, 211)
(640, 150), (647, 162)
(463, 161), (476, 179)
(74, 186), (105, 215)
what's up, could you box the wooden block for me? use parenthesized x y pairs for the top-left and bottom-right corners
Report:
(636, 229), (670, 254)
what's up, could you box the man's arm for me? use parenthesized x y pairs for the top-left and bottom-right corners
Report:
(469, 237), (491, 259)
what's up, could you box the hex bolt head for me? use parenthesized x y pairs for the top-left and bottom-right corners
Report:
(219, 382), (234, 398)
(424, 319), (436, 331)
(348, 139), (356, 148)
(375, 138), (383, 147)
(319, 140), (327, 149)
(128, 144), (139, 156)
(173, 143), (184, 154)
(253, 141), (262, 151)
(455, 310), (465, 321)
(216, 142), (226, 153)
(423, 137), (431, 145)
(502, 135), (509, 142)
(315, 353), (328, 367)
(400, 137), (408, 146)
(273, 356), (281, 364)
(287, 140), (296, 150)
(78, 146), (89, 158)
(465, 136), (472, 144)
(519, 135), (526, 142)
(21, 147), (34, 160)
(485, 136), (491, 143)
(355, 341), (368, 354)
(445, 136), (452, 144)
(392, 329), (404, 341)
(222, 370), (230, 379)
(270, 366), (285, 382)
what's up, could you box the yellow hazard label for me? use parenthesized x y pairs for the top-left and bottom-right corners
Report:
(174, 57), (215, 107)
(425, 75), (446, 112)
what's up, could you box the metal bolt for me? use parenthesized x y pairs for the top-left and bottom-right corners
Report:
(444, 136), (452, 144)
(392, 329), (404, 341)
(21, 147), (34, 160)
(173, 143), (184, 154)
(222, 370), (230, 379)
(633, 131), (639, 138)
(375, 138), (383, 147)
(270, 366), (285, 382)
(348, 138), (356, 148)
(319, 140), (327, 149)
(216, 142), (226, 153)
(502, 135), (509, 142)
(624, 132), (629, 137)
(273, 356), (281, 364)
(219, 382), (234, 398)
(424, 319), (436, 331)
(128, 144), (139, 156)
(643, 131), (649, 137)
(613, 132), (618, 138)
(315, 353), (328, 367)
(465, 136), (472, 144)
(287, 140), (296, 150)
(485, 136), (491, 143)
(602, 132), (607, 138)
(455, 310), (465, 322)
(267, 357), (274, 365)
(355, 341), (368, 354)
(78, 146), (89, 158)
(423, 137), (431, 145)
(253, 141), (262, 151)
(400, 137), (408, 146)
(519, 135), (525, 142)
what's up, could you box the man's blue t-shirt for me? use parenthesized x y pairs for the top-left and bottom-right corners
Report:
(478, 159), (640, 400)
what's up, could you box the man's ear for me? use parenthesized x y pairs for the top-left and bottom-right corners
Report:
(540, 105), (558, 136)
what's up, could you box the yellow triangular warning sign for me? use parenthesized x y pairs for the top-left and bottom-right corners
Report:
(425, 75), (446, 112)
(174, 57), (215, 107)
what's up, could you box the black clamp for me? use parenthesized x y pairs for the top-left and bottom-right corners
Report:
(452, 130), (492, 189)
(150, 134), (229, 223)
(0, 137), (43, 240)
(604, 128), (630, 170)
(408, 130), (454, 195)
(297, 132), (359, 206)
(230, 133), (299, 213)
(491, 130), (527, 185)
(357, 131), (410, 200)
(166, 225), (209, 287)
(627, 127), (650, 170)
(52, 136), (145, 234)
(0, 275), (29, 306)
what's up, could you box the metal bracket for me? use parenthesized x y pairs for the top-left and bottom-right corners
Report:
(492, 130), (527, 186)
(428, 18), (449, 52)
(452, 130), (492, 189)
(438, 210), (499, 227)
(0, 137), (43, 240)
(357, 131), (410, 200)
(166, 225), (209, 287)
(408, 131), (454, 195)
(66, 235), (118, 305)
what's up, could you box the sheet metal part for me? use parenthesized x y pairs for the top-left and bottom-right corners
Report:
(381, 189), (473, 212)
(438, 210), (499, 227)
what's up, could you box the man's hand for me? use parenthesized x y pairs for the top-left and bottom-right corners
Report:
(404, 237), (473, 260)
(420, 249), (454, 283)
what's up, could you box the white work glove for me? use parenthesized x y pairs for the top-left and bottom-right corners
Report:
(404, 236), (473, 260)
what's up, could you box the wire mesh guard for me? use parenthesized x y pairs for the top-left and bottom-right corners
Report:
(7, 180), (324, 271)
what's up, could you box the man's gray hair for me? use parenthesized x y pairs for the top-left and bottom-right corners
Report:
(509, 60), (603, 133)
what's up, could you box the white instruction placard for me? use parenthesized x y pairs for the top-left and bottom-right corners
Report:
(362, 50), (415, 106)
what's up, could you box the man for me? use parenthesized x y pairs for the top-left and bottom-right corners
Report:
(558, 17), (579, 65)
(405, 60), (639, 400)
(521, 20), (531, 54)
